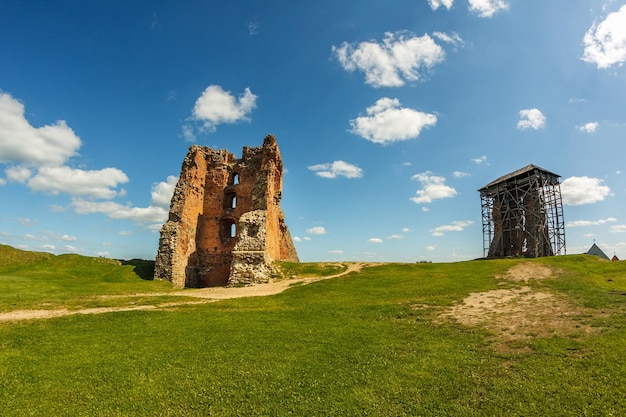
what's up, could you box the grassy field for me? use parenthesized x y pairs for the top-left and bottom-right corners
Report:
(1, 244), (626, 416)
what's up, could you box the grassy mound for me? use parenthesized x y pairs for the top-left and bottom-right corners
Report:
(1, 247), (626, 416)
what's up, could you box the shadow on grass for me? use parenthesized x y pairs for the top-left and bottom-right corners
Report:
(120, 259), (155, 281)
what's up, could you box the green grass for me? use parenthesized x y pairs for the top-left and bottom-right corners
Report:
(0, 244), (177, 312)
(1, 247), (626, 416)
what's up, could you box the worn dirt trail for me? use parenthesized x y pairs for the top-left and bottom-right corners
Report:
(0, 263), (366, 323)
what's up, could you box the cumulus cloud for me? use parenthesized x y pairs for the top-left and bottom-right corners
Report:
(308, 160), (363, 179)
(517, 108), (546, 130)
(28, 166), (128, 199)
(561, 176), (611, 206)
(431, 220), (474, 236)
(71, 175), (178, 225)
(471, 155), (487, 164)
(367, 238), (383, 243)
(387, 234), (404, 240)
(582, 4), (626, 69)
(332, 31), (445, 88)
(328, 250), (344, 254)
(468, 0), (508, 18)
(410, 171), (457, 204)
(0, 93), (81, 167)
(0, 92), (134, 200)
(191, 85), (257, 131)
(428, 0), (454, 10)
(306, 226), (326, 235)
(5, 165), (32, 183)
(452, 171), (470, 179)
(350, 98), (437, 144)
(577, 122), (599, 133)
(426, 245), (436, 251)
(567, 217), (617, 227)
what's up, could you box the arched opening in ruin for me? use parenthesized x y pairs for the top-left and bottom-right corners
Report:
(220, 218), (237, 241)
(224, 193), (237, 210)
(231, 173), (239, 185)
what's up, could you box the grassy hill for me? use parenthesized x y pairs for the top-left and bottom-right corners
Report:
(1, 245), (625, 416)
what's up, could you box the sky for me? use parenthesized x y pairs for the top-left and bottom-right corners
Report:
(1, 0), (626, 263)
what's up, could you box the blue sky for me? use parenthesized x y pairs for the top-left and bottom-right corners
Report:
(1, 0), (626, 262)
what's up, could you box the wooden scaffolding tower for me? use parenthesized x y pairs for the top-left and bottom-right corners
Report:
(479, 164), (566, 258)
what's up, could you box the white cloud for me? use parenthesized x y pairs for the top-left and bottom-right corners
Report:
(471, 155), (487, 164)
(0, 178), (5, 186)
(72, 200), (168, 224)
(410, 171), (457, 204)
(0, 93), (81, 167)
(386, 234), (403, 240)
(328, 250), (344, 254)
(431, 220), (474, 236)
(117, 231), (132, 236)
(350, 98), (437, 144)
(577, 122), (599, 133)
(27, 166), (129, 199)
(303, 236), (311, 241)
(582, 4), (626, 69)
(517, 108), (546, 130)
(150, 175), (178, 209)
(293, 236), (302, 242)
(561, 176), (611, 206)
(426, 245), (436, 251)
(70, 176), (178, 225)
(432, 31), (464, 47)
(452, 171), (470, 179)
(611, 225), (626, 233)
(306, 226), (326, 235)
(428, 0), (454, 11)
(41, 244), (56, 252)
(332, 31), (445, 88)
(192, 85), (257, 131)
(367, 238), (383, 243)
(5, 165), (32, 183)
(468, 0), (508, 18)
(401, 228), (411, 233)
(567, 217), (617, 227)
(308, 160), (363, 179)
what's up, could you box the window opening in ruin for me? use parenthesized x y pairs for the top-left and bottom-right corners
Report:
(220, 219), (237, 241)
(231, 196), (237, 208)
(232, 173), (239, 185)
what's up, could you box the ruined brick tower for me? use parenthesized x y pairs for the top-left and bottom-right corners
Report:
(154, 134), (299, 287)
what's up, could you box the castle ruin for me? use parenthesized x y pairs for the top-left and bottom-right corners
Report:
(154, 134), (299, 287)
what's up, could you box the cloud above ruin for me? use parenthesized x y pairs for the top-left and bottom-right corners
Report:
(410, 171), (457, 204)
(192, 85), (257, 131)
(308, 160), (363, 179)
(517, 108), (546, 130)
(561, 176), (611, 206)
(582, 4), (626, 69)
(350, 98), (437, 144)
(332, 31), (446, 88)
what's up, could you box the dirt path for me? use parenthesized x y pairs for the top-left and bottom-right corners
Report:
(0, 263), (366, 323)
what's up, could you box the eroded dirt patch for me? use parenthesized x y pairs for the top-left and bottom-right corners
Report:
(439, 264), (600, 351)
(499, 262), (554, 282)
